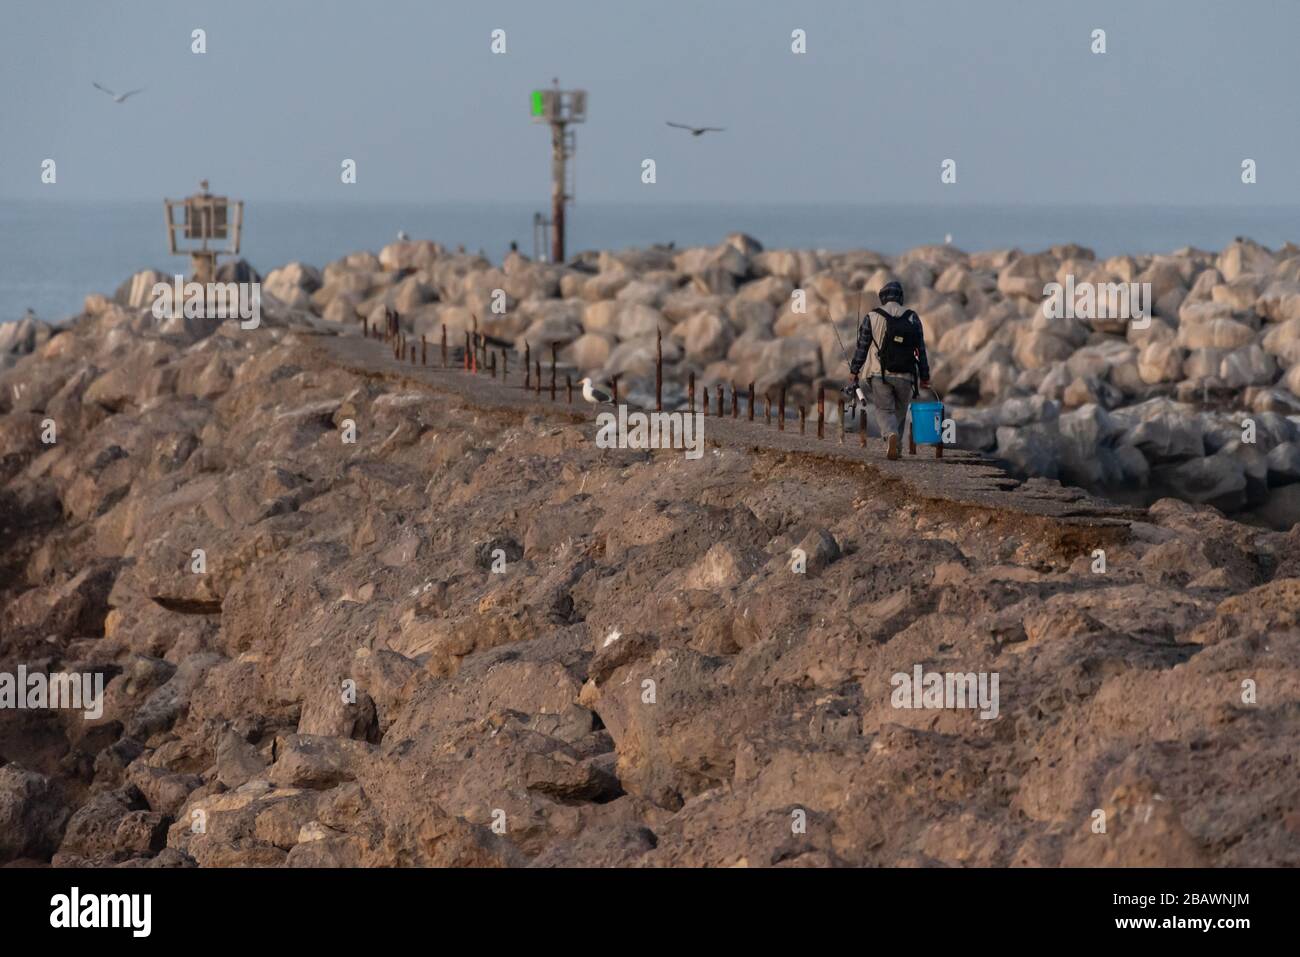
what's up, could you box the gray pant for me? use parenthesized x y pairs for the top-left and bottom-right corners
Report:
(870, 375), (915, 439)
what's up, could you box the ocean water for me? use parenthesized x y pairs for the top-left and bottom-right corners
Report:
(3, 200), (1297, 325)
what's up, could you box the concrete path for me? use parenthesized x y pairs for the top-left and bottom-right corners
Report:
(312, 328), (1143, 534)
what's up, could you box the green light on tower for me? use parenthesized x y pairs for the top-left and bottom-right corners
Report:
(530, 90), (545, 117)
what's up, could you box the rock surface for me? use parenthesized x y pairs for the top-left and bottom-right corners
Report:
(1, 247), (1297, 868)
(234, 235), (1300, 529)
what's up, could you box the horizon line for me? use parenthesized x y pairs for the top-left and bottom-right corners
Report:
(6, 197), (1300, 210)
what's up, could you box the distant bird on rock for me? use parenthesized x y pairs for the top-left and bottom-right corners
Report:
(666, 121), (724, 137)
(92, 82), (144, 103)
(579, 377), (613, 405)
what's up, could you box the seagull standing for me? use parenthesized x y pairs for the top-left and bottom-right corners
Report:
(93, 82), (144, 103)
(666, 121), (725, 137)
(578, 376), (613, 404)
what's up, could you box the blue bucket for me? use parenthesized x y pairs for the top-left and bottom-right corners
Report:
(910, 401), (944, 445)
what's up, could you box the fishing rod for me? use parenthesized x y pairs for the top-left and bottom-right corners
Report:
(832, 290), (866, 408)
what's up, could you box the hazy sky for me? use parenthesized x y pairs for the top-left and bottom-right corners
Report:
(2, 0), (1298, 205)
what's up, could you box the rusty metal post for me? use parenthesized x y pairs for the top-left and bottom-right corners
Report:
(799, 406), (806, 434)
(524, 342), (531, 389)
(490, 350), (497, 378)
(778, 385), (786, 431)
(611, 376), (619, 406)
(441, 326), (448, 367)
(550, 120), (567, 263)
(566, 374), (572, 404)
(748, 382), (755, 421)
(765, 395), (771, 425)
(701, 382), (707, 417)
(656, 328), (663, 412)
(410, 344), (416, 365)
(502, 349), (508, 381)
(471, 335), (478, 374)
(817, 388), (825, 439)
(688, 372), (695, 413)
(715, 384), (723, 417)
(421, 335), (426, 366)
(550, 343), (557, 401)
(731, 383), (738, 418)
(534, 360), (541, 394)
(859, 409), (866, 447)
(464, 332), (471, 370)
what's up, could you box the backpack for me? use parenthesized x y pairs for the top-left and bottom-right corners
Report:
(871, 307), (921, 377)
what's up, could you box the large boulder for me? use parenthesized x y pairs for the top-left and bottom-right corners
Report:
(114, 269), (169, 309)
(752, 338), (821, 393)
(564, 333), (614, 372)
(1261, 318), (1300, 365)
(601, 336), (661, 380)
(752, 250), (822, 284)
(1255, 281), (1300, 324)
(1176, 316), (1255, 350)
(1138, 339), (1185, 384)
(379, 240), (442, 272)
(673, 243), (750, 282)
(0, 316), (54, 357)
(1216, 238), (1275, 283)
(1113, 399), (1206, 463)
(1154, 451), (1248, 511)
(616, 278), (676, 309)
(1266, 442), (1300, 485)
(1219, 345), (1277, 389)
(1013, 329), (1076, 370)
(0, 766), (70, 863)
(994, 422), (1061, 479)
(675, 311), (733, 363)
(996, 253), (1057, 299)
(616, 303), (669, 341)
(1059, 403), (1129, 486)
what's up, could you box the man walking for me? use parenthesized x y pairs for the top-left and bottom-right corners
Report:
(847, 280), (932, 460)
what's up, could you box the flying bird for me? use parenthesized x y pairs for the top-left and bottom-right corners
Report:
(578, 377), (613, 405)
(92, 82), (144, 103)
(666, 121), (725, 137)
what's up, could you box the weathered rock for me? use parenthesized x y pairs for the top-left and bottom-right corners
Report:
(267, 735), (376, 790)
(676, 311), (733, 363)
(0, 766), (69, 863)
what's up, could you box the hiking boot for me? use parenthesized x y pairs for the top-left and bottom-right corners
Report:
(886, 433), (900, 460)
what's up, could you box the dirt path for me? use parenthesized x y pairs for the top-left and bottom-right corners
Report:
(312, 328), (1142, 536)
